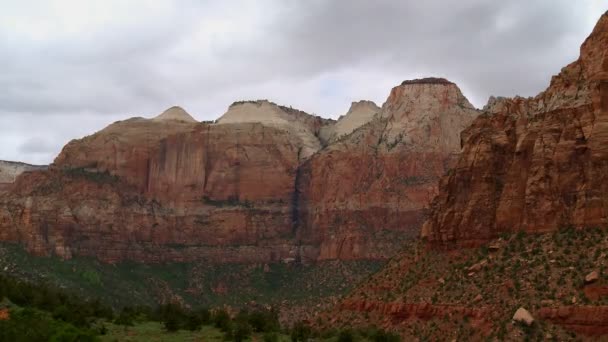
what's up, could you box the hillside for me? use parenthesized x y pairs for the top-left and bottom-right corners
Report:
(323, 10), (608, 341)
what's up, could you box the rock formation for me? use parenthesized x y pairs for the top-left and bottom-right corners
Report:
(0, 77), (477, 263)
(0, 110), (307, 262)
(422, 12), (608, 247)
(0, 161), (46, 192)
(297, 78), (478, 259)
(216, 100), (334, 159)
(319, 100), (380, 144)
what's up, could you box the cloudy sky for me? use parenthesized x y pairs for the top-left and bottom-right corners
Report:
(0, 1), (605, 164)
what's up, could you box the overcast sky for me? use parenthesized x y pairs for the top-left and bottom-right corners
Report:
(0, 1), (605, 164)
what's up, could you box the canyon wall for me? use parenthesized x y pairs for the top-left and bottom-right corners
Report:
(422, 13), (608, 247)
(0, 80), (477, 263)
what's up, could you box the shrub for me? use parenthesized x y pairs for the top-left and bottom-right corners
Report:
(290, 321), (312, 342)
(214, 309), (232, 332)
(337, 329), (355, 342)
(248, 309), (280, 332)
(263, 332), (279, 342)
(233, 320), (252, 342)
(114, 308), (135, 326)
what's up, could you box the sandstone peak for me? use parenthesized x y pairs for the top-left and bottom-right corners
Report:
(320, 100), (380, 143)
(378, 79), (478, 152)
(482, 96), (509, 113)
(400, 77), (454, 86)
(347, 100), (380, 112)
(152, 106), (197, 123)
(218, 100), (333, 159)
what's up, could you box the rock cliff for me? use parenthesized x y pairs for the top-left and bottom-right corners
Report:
(297, 79), (478, 259)
(422, 12), (608, 247)
(0, 108), (307, 263)
(0, 79), (477, 263)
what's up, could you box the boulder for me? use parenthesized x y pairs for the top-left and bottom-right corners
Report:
(513, 307), (535, 326)
(585, 271), (600, 284)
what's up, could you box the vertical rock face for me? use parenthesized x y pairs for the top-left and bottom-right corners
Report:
(422, 12), (608, 247)
(297, 79), (478, 259)
(0, 107), (308, 263)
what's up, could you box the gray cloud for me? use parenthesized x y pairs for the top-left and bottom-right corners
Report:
(0, 0), (604, 164)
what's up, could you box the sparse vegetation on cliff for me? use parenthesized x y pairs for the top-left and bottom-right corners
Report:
(321, 227), (608, 340)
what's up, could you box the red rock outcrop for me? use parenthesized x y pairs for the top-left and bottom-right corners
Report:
(539, 306), (608, 336)
(422, 12), (608, 247)
(297, 79), (478, 259)
(0, 116), (313, 263)
(335, 299), (493, 332)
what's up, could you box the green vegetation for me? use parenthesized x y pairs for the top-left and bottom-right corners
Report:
(0, 242), (382, 310)
(330, 228), (608, 340)
(201, 195), (254, 208)
(0, 271), (400, 341)
(64, 167), (119, 184)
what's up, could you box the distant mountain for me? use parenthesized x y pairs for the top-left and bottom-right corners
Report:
(0, 77), (476, 264)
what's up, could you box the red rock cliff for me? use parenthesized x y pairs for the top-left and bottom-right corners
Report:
(297, 79), (478, 259)
(0, 80), (477, 263)
(422, 12), (608, 247)
(0, 113), (311, 263)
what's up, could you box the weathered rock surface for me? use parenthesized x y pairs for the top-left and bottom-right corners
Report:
(513, 307), (535, 326)
(539, 306), (608, 336)
(422, 12), (608, 247)
(297, 79), (478, 259)
(585, 271), (600, 284)
(152, 106), (198, 123)
(0, 109), (309, 263)
(0, 74), (477, 264)
(319, 100), (380, 144)
(0, 161), (46, 193)
(216, 100), (334, 159)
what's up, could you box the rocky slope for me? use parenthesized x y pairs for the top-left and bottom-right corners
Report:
(296, 78), (478, 260)
(0, 161), (46, 192)
(320, 228), (608, 340)
(320, 11), (608, 341)
(422, 11), (608, 248)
